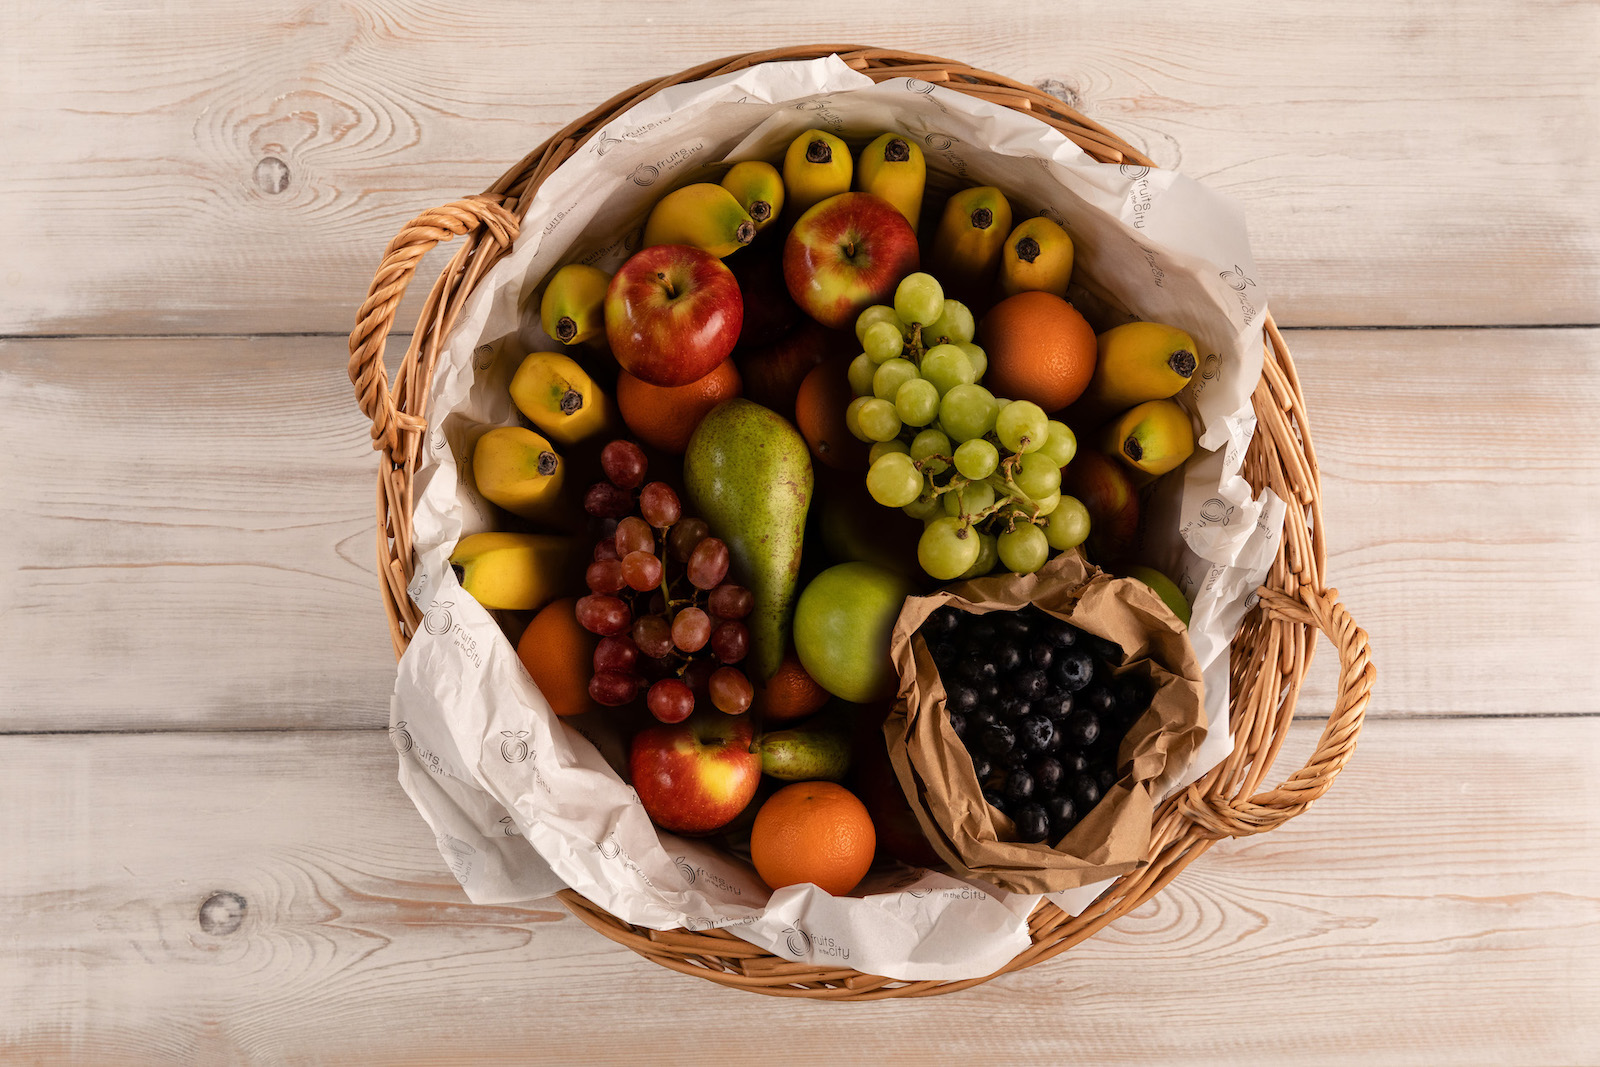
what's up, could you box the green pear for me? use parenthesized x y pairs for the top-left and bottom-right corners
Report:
(1123, 565), (1192, 626)
(684, 398), (813, 681)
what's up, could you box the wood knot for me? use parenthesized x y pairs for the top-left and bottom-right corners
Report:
(198, 890), (247, 935)
(253, 157), (291, 195)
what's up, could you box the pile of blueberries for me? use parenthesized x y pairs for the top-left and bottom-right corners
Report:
(919, 603), (1154, 844)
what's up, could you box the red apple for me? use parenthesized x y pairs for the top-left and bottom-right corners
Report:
(729, 239), (800, 348)
(735, 319), (847, 421)
(605, 244), (743, 386)
(1061, 450), (1141, 565)
(784, 192), (919, 330)
(629, 712), (761, 835)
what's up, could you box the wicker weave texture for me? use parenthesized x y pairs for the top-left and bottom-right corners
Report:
(346, 46), (1374, 1000)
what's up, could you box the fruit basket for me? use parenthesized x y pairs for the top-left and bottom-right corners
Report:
(348, 45), (1374, 999)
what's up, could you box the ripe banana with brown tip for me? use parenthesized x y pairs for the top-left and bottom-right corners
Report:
(1081, 321), (1199, 413)
(539, 264), (611, 345)
(998, 216), (1074, 298)
(720, 161), (785, 233)
(509, 351), (617, 447)
(856, 132), (924, 228)
(931, 185), (1012, 301)
(642, 183), (756, 257)
(783, 130), (852, 216)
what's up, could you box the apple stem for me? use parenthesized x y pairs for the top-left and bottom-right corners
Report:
(656, 271), (676, 299)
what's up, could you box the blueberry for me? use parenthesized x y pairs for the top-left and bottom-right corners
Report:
(1097, 766), (1117, 793)
(1003, 744), (1031, 767)
(981, 723), (1016, 758)
(993, 643), (1023, 672)
(975, 662), (999, 687)
(1082, 686), (1116, 716)
(931, 640), (959, 667)
(1033, 757), (1065, 793)
(999, 612), (1032, 639)
(957, 658), (984, 682)
(1004, 767), (1035, 802)
(1051, 651), (1094, 691)
(948, 711), (969, 739)
(1018, 713), (1055, 754)
(971, 753), (994, 780)
(972, 707), (1001, 729)
(998, 694), (1032, 720)
(982, 789), (1010, 816)
(948, 684), (979, 714)
(1029, 645), (1054, 671)
(1060, 750), (1090, 777)
(1072, 777), (1102, 811)
(1044, 793), (1078, 831)
(926, 606), (961, 637)
(970, 617), (998, 643)
(1036, 693), (1074, 721)
(1013, 670), (1049, 700)
(1015, 803), (1050, 842)
(978, 679), (1002, 702)
(1045, 621), (1078, 648)
(1065, 712), (1101, 747)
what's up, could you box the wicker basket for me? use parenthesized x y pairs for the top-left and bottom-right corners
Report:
(347, 45), (1374, 1000)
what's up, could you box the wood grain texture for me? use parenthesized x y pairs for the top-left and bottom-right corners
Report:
(1, 0), (1595, 336)
(5, 328), (1594, 731)
(1, 719), (1595, 1063)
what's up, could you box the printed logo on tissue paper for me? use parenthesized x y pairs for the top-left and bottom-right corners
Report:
(1138, 245), (1167, 288)
(629, 163), (660, 187)
(499, 730), (531, 763)
(683, 917), (717, 932)
(423, 600), (454, 636)
(943, 887), (989, 901)
(673, 855), (743, 896)
(1199, 498), (1235, 526)
(499, 816), (521, 837)
(473, 344), (495, 370)
(431, 427), (447, 452)
(1127, 168), (1154, 230)
(597, 834), (655, 888)
(437, 832), (475, 886)
(908, 887), (932, 898)
(595, 130), (622, 157)
(1119, 163), (1151, 180)
(388, 720), (414, 754)
(1219, 266), (1259, 326)
(923, 133), (968, 178)
(541, 204), (576, 237)
(792, 99), (845, 132)
(783, 925), (849, 961)
(906, 78), (935, 95)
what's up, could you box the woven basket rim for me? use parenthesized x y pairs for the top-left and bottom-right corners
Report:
(345, 45), (1375, 1001)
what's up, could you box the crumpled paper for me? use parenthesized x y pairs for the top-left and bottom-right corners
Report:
(387, 54), (1286, 981)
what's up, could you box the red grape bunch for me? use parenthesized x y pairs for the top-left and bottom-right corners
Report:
(576, 440), (755, 723)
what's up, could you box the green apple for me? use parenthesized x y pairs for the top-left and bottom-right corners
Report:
(793, 562), (915, 703)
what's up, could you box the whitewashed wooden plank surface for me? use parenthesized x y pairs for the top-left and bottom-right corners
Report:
(4, 328), (1595, 731)
(3, 719), (1595, 1064)
(1, 0), (1595, 336)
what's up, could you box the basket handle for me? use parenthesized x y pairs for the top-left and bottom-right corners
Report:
(1177, 586), (1374, 839)
(347, 195), (519, 456)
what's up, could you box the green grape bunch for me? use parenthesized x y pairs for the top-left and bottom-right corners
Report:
(846, 272), (1093, 582)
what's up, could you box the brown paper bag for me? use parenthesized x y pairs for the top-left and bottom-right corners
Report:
(883, 551), (1206, 895)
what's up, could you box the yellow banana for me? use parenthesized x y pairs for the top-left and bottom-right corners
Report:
(472, 426), (569, 526)
(719, 160), (785, 233)
(782, 130), (852, 216)
(449, 532), (584, 612)
(999, 216), (1074, 298)
(856, 132), (925, 228)
(931, 186), (1012, 301)
(642, 183), (755, 257)
(1082, 322), (1199, 413)
(539, 264), (610, 345)
(1107, 399), (1195, 479)
(509, 351), (617, 447)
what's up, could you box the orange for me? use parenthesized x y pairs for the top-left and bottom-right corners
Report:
(617, 359), (741, 453)
(516, 596), (599, 717)
(794, 357), (869, 471)
(757, 649), (831, 724)
(750, 781), (876, 896)
(976, 290), (1097, 412)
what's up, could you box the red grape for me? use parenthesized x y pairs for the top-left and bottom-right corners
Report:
(686, 537), (730, 589)
(621, 550), (663, 592)
(671, 607), (712, 653)
(601, 440), (648, 489)
(710, 620), (749, 663)
(667, 518), (709, 562)
(584, 482), (633, 519)
(647, 591), (667, 616)
(632, 614), (673, 658)
(708, 667), (753, 714)
(707, 584), (753, 619)
(646, 678), (695, 723)
(637, 654), (676, 682)
(593, 635), (639, 674)
(575, 595), (631, 636)
(589, 670), (640, 706)
(638, 482), (682, 528)
(585, 559), (625, 594)
(614, 516), (654, 557)
(592, 537), (619, 562)
(681, 658), (716, 698)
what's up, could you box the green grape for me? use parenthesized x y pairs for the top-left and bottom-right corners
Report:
(939, 383), (998, 443)
(943, 478), (996, 518)
(869, 438), (910, 464)
(927, 299), (976, 345)
(953, 438), (1000, 480)
(902, 492), (943, 521)
(856, 397), (902, 443)
(1014, 450), (1063, 500)
(866, 452), (922, 508)
(895, 377), (940, 427)
(1037, 420), (1078, 467)
(909, 427), (951, 475)
(1030, 490), (1061, 516)
(1044, 496), (1091, 550)
(918, 516), (981, 580)
(920, 344), (976, 395)
(957, 531), (998, 580)
(863, 320), (905, 364)
(848, 353), (876, 397)
(844, 396), (871, 442)
(996, 400), (1050, 454)
(997, 523), (1050, 574)
(956, 342), (987, 381)
(894, 272), (945, 327)
(872, 358), (919, 401)
(855, 304), (901, 343)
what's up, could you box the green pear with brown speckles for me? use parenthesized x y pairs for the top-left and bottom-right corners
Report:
(684, 398), (813, 682)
